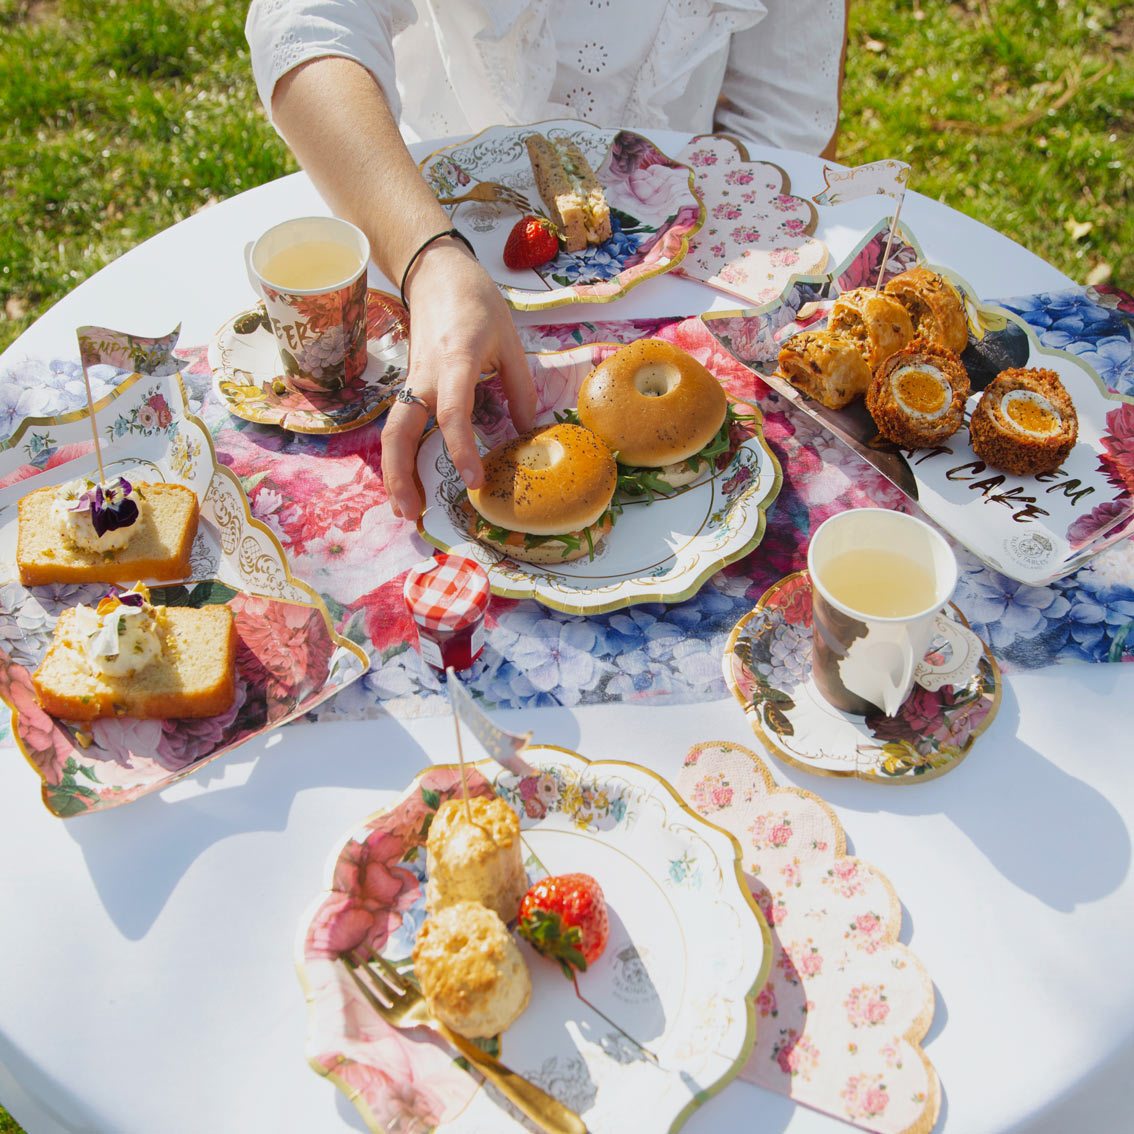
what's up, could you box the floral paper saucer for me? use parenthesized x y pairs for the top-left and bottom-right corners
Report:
(724, 572), (1001, 783)
(0, 326), (369, 815)
(416, 341), (782, 615)
(208, 290), (409, 434)
(419, 120), (703, 311)
(297, 746), (770, 1134)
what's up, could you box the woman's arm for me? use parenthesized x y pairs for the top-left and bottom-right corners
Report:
(265, 54), (535, 519)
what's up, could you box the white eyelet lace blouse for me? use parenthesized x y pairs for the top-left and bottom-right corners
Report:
(245, 0), (844, 154)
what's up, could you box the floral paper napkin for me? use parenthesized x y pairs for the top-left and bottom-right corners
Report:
(678, 740), (940, 1134)
(672, 135), (829, 305)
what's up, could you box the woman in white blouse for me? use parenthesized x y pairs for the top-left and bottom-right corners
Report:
(246, 1), (847, 520)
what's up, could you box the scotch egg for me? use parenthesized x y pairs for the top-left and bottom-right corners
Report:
(866, 339), (971, 447)
(969, 367), (1078, 475)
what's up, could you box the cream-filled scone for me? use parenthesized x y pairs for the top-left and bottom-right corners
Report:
(426, 795), (528, 923)
(412, 901), (532, 1039)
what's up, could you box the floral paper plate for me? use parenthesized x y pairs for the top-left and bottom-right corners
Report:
(208, 289), (409, 434)
(420, 120), (703, 311)
(297, 746), (771, 1134)
(0, 326), (369, 814)
(702, 222), (1134, 586)
(724, 573), (1001, 783)
(416, 342), (782, 615)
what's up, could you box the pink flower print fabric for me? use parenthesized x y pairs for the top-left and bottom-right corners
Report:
(673, 135), (829, 305)
(678, 741), (940, 1133)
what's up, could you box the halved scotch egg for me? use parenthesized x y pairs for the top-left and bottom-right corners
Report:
(866, 338), (971, 447)
(969, 367), (1078, 475)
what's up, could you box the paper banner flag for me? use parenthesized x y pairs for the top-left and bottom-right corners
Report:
(811, 159), (911, 206)
(446, 669), (534, 775)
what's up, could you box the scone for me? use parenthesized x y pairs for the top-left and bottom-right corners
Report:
(412, 901), (532, 1039)
(18, 478), (199, 586)
(32, 585), (237, 720)
(969, 367), (1078, 475)
(777, 328), (873, 409)
(827, 287), (915, 370)
(426, 795), (528, 923)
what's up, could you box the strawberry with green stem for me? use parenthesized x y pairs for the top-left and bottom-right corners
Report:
(502, 215), (560, 271)
(517, 872), (609, 977)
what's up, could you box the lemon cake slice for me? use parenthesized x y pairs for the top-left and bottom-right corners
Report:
(17, 480), (199, 586)
(33, 588), (236, 720)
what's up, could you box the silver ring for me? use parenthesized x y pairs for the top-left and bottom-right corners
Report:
(395, 388), (429, 411)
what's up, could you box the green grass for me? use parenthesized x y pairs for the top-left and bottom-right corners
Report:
(0, 1), (1130, 1129)
(0, 0), (1131, 360)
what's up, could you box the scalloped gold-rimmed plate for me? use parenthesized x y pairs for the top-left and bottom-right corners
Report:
(0, 327), (369, 814)
(296, 745), (771, 1134)
(420, 120), (704, 312)
(415, 341), (782, 615)
(209, 290), (408, 435)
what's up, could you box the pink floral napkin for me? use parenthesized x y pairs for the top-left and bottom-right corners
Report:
(678, 741), (940, 1134)
(672, 135), (829, 305)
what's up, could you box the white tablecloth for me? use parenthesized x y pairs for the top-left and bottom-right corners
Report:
(1, 134), (1131, 1134)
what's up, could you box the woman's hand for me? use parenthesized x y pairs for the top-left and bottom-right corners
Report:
(381, 239), (536, 520)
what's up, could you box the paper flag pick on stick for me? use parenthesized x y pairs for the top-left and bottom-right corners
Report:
(446, 668), (534, 776)
(811, 158), (911, 206)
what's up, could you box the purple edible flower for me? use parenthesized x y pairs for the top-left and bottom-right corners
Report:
(117, 591), (146, 608)
(71, 476), (139, 537)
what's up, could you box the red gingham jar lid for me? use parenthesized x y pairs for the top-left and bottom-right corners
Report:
(403, 554), (491, 633)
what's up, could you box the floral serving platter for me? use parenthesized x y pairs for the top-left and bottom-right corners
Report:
(0, 326), (368, 814)
(419, 120), (703, 311)
(702, 222), (1134, 586)
(724, 572), (1001, 783)
(416, 341), (782, 615)
(0, 580), (366, 816)
(209, 289), (409, 434)
(297, 746), (771, 1134)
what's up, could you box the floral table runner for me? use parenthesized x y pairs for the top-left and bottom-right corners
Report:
(1, 287), (1131, 724)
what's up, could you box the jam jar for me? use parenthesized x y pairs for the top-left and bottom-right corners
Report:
(403, 554), (491, 672)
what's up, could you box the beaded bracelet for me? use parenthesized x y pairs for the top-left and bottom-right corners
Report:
(398, 228), (477, 310)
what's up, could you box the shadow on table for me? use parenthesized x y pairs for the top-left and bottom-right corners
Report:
(61, 707), (583, 939)
(787, 667), (1131, 913)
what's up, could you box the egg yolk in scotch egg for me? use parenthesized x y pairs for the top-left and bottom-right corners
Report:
(1002, 390), (1060, 437)
(891, 366), (949, 419)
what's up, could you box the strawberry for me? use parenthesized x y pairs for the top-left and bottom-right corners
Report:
(502, 215), (559, 271)
(517, 872), (609, 976)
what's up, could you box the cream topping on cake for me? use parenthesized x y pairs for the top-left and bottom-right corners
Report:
(71, 585), (163, 677)
(53, 475), (144, 553)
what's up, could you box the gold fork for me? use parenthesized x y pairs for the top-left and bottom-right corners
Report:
(345, 956), (587, 1134)
(435, 181), (532, 213)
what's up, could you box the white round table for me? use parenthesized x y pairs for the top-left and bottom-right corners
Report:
(1, 135), (1130, 1134)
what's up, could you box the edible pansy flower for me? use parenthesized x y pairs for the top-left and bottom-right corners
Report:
(82, 584), (155, 660)
(68, 476), (139, 537)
